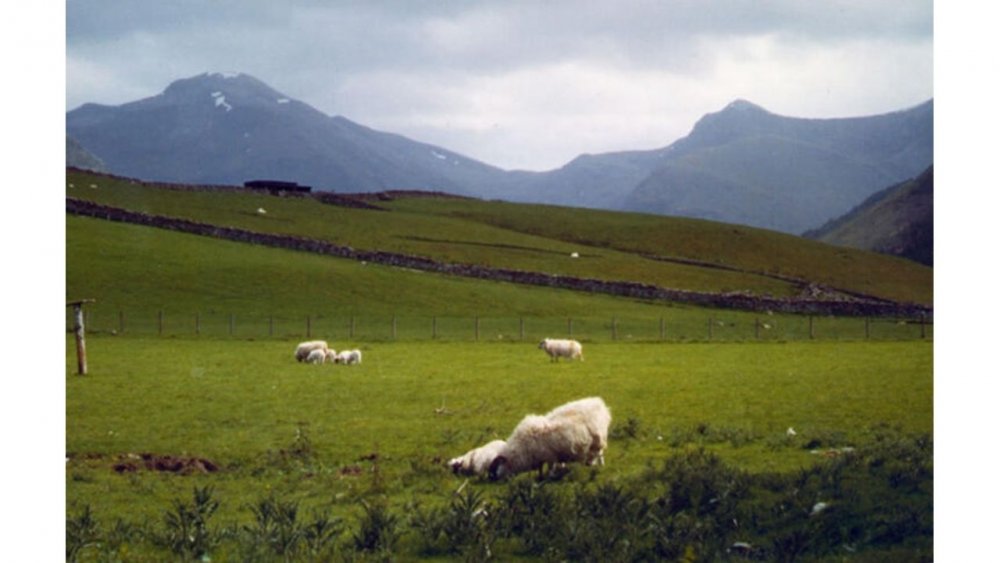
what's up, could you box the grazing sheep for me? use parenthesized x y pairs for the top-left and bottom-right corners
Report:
(448, 439), (507, 476)
(305, 348), (329, 364)
(335, 349), (362, 365)
(257, 207), (267, 215)
(294, 340), (329, 362)
(489, 396), (611, 480)
(538, 338), (584, 362)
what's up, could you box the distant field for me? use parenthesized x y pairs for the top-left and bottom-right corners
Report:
(66, 169), (932, 305)
(66, 336), (932, 559)
(67, 216), (930, 342)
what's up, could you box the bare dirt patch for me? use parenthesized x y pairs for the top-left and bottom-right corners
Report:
(112, 453), (220, 475)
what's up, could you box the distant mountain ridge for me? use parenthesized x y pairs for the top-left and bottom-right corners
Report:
(67, 72), (932, 234)
(804, 167), (933, 266)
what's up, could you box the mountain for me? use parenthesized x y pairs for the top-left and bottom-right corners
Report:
(803, 167), (933, 266)
(67, 73), (932, 235)
(622, 99), (933, 234)
(66, 136), (107, 172)
(66, 72), (509, 195)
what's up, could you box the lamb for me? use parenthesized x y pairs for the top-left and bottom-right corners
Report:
(335, 349), (362, 365)
(294, 340), (329, 362)
(448, 439), (507, 476)
(305, 347), (338, 364)
(538, 338), (583, 362)
(489, 396), (611, 480)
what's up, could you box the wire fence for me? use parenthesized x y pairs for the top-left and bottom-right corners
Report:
(67, 309), (933, 343)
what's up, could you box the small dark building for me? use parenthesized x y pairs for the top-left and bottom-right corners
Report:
(243, 179), (313, 194)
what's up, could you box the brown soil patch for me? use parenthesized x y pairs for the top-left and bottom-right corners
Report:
(112, 453), (220, 475)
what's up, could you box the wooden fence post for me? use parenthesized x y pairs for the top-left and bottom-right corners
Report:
(68, 300), (95, 375)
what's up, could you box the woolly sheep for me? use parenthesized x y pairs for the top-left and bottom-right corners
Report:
(335, 349), (362, 365)
(294, 340), (329, 362)
(257, 207), (267, 215)
(305, 348), (329, 364)
(448, 439), (507, 476)
(489, 396), (611, 480)
(538, 338), (583, 362)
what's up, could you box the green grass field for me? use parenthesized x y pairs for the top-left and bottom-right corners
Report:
(66, 336), (932, 559)
(66, 169), (932, 305)
(65, 168), (933, 560)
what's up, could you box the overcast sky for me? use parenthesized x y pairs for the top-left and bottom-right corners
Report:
(66, 0), (933, 171)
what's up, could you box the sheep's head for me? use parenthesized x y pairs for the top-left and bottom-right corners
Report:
(537, 339), (548, 349)
(488, 455), (509, 480)
(448, 457), (467, 475)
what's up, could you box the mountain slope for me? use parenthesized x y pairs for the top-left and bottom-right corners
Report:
(623, 100), (933, 233)
(66, 136), (107, 172)
(66, 72), (509, 195)
(804, 167), (933, 266)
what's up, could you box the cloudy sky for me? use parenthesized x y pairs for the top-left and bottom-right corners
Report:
(65, 0), (933, 171)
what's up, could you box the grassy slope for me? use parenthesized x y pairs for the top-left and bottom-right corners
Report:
(390, 197), (933, 305)
(66, 169), (932, 304)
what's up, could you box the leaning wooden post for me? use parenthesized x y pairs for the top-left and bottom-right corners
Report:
(68, 299), (96, 375)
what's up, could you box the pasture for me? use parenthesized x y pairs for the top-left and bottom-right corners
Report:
(66, 335), (932, 560)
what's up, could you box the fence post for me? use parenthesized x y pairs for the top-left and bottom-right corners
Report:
(755, 318), (760, 340)
(68, 300), (95, 375)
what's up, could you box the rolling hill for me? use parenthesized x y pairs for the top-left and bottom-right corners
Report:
(65, 168), (932, 310)
(804, 167), (933, 266)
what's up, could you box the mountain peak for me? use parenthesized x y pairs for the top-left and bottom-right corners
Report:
(161, 72), (290, 107)
(722, 99), (769, 114)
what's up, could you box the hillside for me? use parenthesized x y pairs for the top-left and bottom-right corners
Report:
(623, 100), (933, 234)
(67, 73), (931, 235)
(804, 167), (933, 266)
(66, 168), (932, 308)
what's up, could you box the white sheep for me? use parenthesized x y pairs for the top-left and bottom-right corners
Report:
(257, 207), (267, 215)
(489, 396), (611, 480)
(335, 349), (362, 365)
(305, 348), (330, 364)
(448, 439), (507, 476)
(538, 338), (584, 362)
(294, 340), (329, 362)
